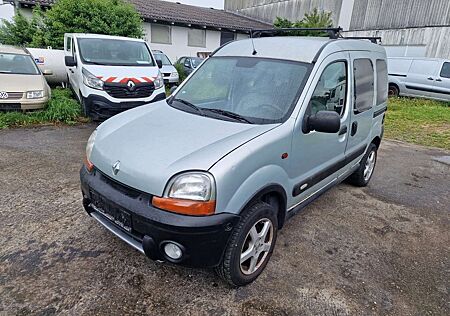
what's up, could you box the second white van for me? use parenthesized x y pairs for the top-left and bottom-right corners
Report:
(64, 33), (166, 120)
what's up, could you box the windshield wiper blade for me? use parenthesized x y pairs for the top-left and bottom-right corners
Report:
(204, 108), (253, 124)
(172, 98), (205, 116)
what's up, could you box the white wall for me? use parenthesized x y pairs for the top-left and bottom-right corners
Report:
(0, 0), (15, 26)
(143, 23), (222, 62)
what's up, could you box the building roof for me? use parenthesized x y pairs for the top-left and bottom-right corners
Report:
(17, 0), (272, 33)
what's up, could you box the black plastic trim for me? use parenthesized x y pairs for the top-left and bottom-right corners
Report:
(388, 73), (407, 77)
(405, 85), (450, 95)
(373, 106), (387, 118)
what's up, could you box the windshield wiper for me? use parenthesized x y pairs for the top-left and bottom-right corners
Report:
(172, 98), (205, 116)
(203, 108), (253, 124)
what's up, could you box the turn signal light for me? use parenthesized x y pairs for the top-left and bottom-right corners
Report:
(152, 197), (215, 216)
(84, 156), (94, 172)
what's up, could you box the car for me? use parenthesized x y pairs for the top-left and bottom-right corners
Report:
(175, 56), (204, 75)
(0, 45), (51, 111)
(152, 50), (179, 87)
(388, 57), (450, 101)
(64, 33), (166, 120)
(80, 33), (388, 287)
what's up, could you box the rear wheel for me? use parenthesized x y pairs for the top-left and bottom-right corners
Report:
(347, 143), (377, 187)
(216, 202), (277, 287)
(388, 84), (399, 97)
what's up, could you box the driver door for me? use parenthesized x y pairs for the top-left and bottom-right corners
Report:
(288, 52), (351, 208)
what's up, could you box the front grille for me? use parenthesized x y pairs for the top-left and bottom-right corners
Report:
(3, 92), (23, 100)
(163, 73), (171, 77)
(0, 103), (21, 110)
(104, 82), (155, 99)
(97, 169), (143, 199)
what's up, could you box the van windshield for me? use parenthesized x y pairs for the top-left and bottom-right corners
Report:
(169, 57), (311, 124)
(0, 53), (40, 75)
(77, 38), (155, 66)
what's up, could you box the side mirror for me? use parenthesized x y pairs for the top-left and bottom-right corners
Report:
(169, 85), (178, 95)
(156, 59), (163, 68)
(42, 69), (53, 76)
(305, 111), (340, 133)
(184, 61), (191, 68)
(65, 56), (77, 67)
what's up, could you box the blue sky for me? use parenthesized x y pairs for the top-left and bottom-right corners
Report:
(165, 0), (224, 9)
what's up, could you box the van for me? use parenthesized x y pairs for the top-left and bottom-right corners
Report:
(388, 57), (450, 101)
(80, 32), (388, 286)
(64, 34), (166, 120)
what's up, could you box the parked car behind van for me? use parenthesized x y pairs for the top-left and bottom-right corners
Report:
(152, 50), (179, 87)
(0, 45), (51, 111)
(176, 56), (204, 75)
(64, 33), (166, 120)
(388, 57), (450, 101)
(80, 35), (388, 286)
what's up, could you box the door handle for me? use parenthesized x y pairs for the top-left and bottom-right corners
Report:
(427, 77), (434, 80)
(351, 122), (358, 136)
(338, 125), (347, 135)
(436, 78), (442, 82)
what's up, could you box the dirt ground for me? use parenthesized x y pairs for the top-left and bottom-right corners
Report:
(0, 124), (449, 316)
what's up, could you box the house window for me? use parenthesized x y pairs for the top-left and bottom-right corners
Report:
(354, 58), (374, 113)
(151, 24), (171, 44)
(188, 29), (206, 47)
(220, 32), (235, 45)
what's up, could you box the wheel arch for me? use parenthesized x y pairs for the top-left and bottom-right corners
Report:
(371, 135), (382, 149)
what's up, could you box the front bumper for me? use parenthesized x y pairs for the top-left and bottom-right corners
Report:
(0, 96), (48, 111)
(80, 166), (239, 267)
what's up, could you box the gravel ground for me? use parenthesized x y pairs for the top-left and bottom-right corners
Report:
(0, 124), (449, 316)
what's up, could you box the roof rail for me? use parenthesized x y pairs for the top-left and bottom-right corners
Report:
(251, 27), (343, 39)
(342, 36), (382, 44)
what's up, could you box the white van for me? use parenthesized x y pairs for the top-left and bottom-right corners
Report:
(387, 57), (450, 101)
(64, 33), (166, 120)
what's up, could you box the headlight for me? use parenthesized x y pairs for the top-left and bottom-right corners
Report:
(171, 72), (179, 77)
(154, 71), (164, 89)
(82, 68), (104, 90)
(27, 90), (44, 99)
(84, 129), (97, 171)
(152, 172), (216, 215)
(167, 172), (215, 201)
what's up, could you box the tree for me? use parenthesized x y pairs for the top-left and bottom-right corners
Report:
(273, 8), (333, 37)
(0, 0), (144, 49)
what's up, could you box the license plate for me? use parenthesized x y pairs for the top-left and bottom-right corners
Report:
(90, 190), (132, 232)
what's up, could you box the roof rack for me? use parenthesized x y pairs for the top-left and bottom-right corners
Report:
(250, 27), (382, 44)
(251, 27), (343, 39)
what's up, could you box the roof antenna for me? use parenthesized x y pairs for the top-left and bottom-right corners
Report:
(250, 30), (257, 55)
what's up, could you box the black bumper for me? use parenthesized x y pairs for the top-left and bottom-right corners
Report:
(84, 92), (166, 121)
(80, 167), (239, 268)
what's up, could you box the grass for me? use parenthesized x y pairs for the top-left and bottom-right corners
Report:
(385, 97), (450, 150)
(0, 88), (87, 129)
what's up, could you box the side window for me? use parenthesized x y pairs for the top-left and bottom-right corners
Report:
(354, 58), (374, 113)
(440, 62), (450, 78)
(309, 61), (347, 117)
(66, 37), (71, 52)
(376, 59), (388, 104)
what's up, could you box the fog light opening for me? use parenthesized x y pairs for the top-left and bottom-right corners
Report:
(164, 242), (183, 260)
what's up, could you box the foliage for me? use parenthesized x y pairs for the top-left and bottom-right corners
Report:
(273, 8), (333, 37)
(174, 63), (187, 83)
(0, 0), (144, 49)
(385, 97), (450, 150)
(0, 88), (85, 129)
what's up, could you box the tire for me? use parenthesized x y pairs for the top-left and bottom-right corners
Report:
(388, 84), (399, 97)
(216, 202), (278, 287)
(347, 143), (377, 187)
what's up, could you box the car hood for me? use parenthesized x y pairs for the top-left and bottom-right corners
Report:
(0, 73), (45, 92)
(83, 64), (159, 82)
(160, 65), (176, 73)
(90, 102), (277, 196)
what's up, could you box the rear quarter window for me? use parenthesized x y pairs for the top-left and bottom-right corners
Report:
(376, 59), (388, 105)
(440, 62), (450, 78)
(354, 58), (374, 113)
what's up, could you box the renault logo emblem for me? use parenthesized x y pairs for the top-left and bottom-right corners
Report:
(112, 160), (120, 175)
(127, 80), (136, 90)
(0, 91), (8, 99)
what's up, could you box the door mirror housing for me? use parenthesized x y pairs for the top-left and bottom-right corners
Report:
(184, 60), (191, 68)
(305, 111), (340, 133)
(156, 59), (163, 68)
(65, 56), (77, 67)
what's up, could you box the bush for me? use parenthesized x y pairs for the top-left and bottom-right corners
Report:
(174, 63), (188, 83)
(273, 8), (333, 37)
(0, 88), (83, 129)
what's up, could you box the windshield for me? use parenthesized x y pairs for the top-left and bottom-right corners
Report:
(191, 57), (203, 68)
(77, 38), (155, 66)
(154, 53), (172, 65)
(169, 57), (310, 124)
(0, 53), (40, 75)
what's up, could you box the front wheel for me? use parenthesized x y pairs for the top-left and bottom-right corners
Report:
(347, 143), (377, 187)
(216, 202), (277, 287)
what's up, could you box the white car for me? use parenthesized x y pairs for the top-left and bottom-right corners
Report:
(64, 33), (166, 120)
(152, 50), (179, 87)
(388, 57), (450, 101)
